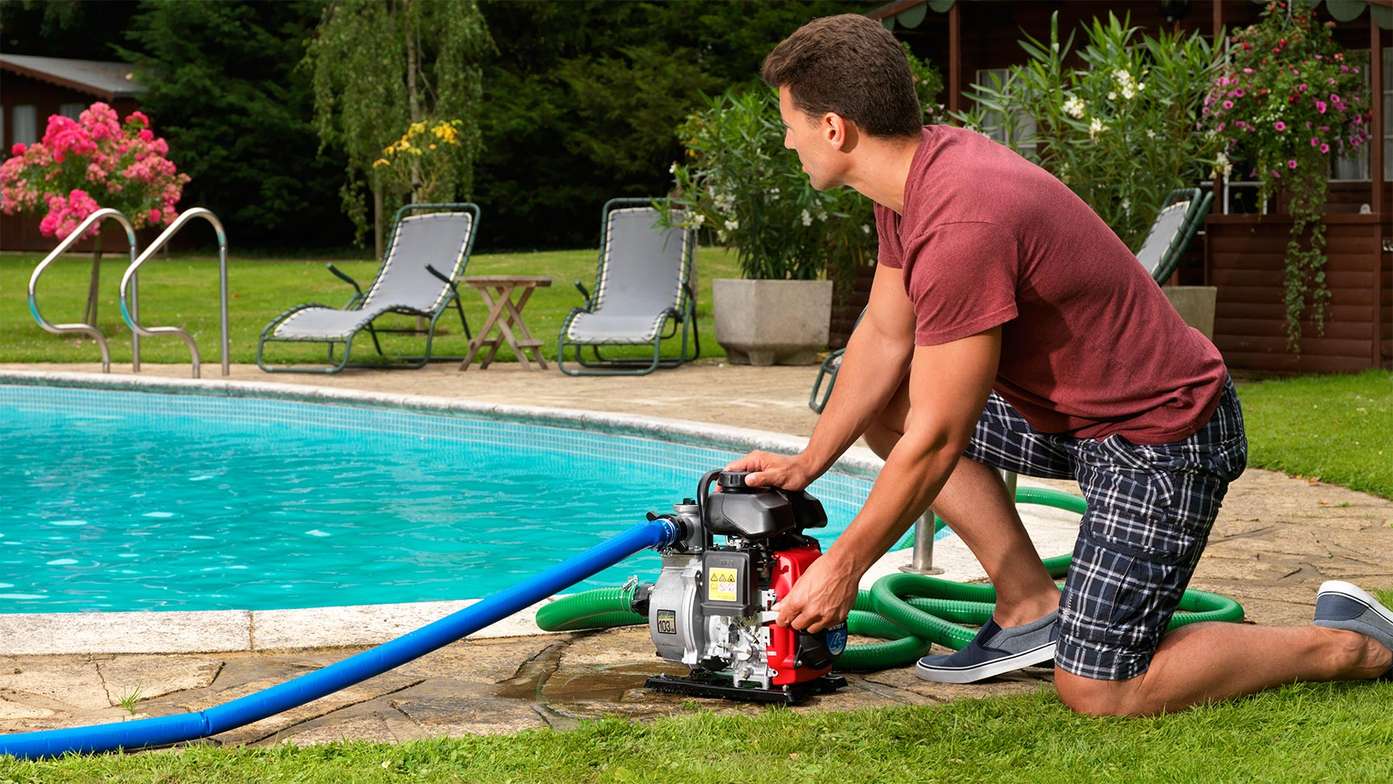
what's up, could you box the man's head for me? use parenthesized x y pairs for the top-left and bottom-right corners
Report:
(761, 14), (921, 190)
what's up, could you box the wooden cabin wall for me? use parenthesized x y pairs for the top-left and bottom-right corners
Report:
(1208, 214), (1386, 373)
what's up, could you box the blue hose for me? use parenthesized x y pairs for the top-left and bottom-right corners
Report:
(0, 519), (677, 760)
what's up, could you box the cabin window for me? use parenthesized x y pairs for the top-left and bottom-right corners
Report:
(973, 68), (1038, 156)
(10, 105), (37, 145)
(1330, 47), (1392, 182)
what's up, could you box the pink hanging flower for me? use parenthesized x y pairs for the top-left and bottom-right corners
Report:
(1315, 99), (1328, 114)
(1319, 143), (1329, 154)
(148, 208), (162, 224)
(1287, 160), (1298, 170)
(1, 101), (190, 234)
(1273, 121), (1287, 132)
(1223, 100), (1235, 110)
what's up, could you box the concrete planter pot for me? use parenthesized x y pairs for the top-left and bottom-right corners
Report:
(1162, 285), (1218, 340)
(712, 278), (832, 366)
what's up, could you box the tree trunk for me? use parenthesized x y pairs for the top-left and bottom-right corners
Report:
(404, 0), (429, 333)
(405, 0), (422, 204)
(83, 235), (103, 326)
(373, 184), (384, 262)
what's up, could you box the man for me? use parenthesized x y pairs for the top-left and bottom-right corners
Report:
(727, 13), (1393, 716)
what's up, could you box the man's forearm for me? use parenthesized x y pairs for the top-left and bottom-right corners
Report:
(828, 430), (959, 575)
(801, 323), (912, 477)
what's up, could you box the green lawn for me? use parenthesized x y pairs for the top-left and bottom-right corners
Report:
(5, 254), (1393, 780)
(1, 247), (741, 367)
(1238, 371), (1393, 499)
(4, 674), (1392, 783)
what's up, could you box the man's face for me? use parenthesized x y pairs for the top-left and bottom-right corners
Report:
(778, 86), (843, 191)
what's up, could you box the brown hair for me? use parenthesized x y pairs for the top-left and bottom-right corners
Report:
(761, 14), (922, 139)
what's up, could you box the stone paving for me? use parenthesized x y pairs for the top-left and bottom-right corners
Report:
(1, 361), (1391, 746)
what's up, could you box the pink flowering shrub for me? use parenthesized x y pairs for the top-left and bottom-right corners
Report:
(0, 103), (189, 239)
(1201, 2), (1371, 351)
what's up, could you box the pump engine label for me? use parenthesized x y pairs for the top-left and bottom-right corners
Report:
(708, 568), (738, 602)
(655, 609), (677, 635)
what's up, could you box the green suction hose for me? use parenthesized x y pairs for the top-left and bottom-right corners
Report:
(536, 487), (1246, 672)
(535, 583), (646, 631)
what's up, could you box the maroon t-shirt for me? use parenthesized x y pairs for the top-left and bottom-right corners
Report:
(875, 126), (1227, 444)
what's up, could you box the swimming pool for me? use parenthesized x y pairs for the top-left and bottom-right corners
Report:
(1, 382), (883, 614)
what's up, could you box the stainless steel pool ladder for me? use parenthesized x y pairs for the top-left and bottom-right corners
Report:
(27, 208), (142, 373)
(118, 207), (230, 378)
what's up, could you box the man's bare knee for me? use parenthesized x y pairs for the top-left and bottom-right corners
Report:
(1055, 668), (1147, 717)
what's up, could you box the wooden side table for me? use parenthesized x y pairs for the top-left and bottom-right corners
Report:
(459, 276), (552, 370)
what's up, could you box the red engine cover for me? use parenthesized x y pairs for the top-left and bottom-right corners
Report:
(766, 545), (833, 686)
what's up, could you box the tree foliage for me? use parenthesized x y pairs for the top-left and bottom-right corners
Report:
(474, 0), (860, 250)
(115, 0), (352, 248)
(306, 0), (490, 243)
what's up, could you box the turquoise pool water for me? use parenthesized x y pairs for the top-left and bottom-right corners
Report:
(0, 384), (877, 613)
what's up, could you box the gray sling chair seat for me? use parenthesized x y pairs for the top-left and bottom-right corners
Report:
(1136, 187), (1214, 285)
(257, 203), (479, 374)
(807, 187), (1215, 413)
(557, 198), (699, 376)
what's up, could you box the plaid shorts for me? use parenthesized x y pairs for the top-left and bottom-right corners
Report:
(962, 378), (1247, 681)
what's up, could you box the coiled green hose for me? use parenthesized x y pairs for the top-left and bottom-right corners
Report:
(536, 487), (1245, 671)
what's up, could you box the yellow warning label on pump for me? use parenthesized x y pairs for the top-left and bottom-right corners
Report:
(708, 568), (738, 602)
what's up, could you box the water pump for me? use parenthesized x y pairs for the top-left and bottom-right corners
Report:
(637, 469), (848, 704)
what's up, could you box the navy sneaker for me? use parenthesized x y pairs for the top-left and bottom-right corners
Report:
(1313, 580), (1393, 679)
(915, 611), (1058, 684)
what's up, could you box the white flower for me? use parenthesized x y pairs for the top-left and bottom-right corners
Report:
(800, 209), (813, 226)
(724, 219), (739, 232)
(1146, 129), (1157, 140)
(1051, 42), (1060, 53)
(1120, 83), (1136, 100)
(692, 214), (705, 227)
(816, 210), (827, 222)
(1107, 91), (1117, 101)
(1214, 151), (1233, 177)
(1121, 199), (1130, 212)
(861, 224), (871, 235)
(1138, 82), (1146, 91)
(1062, 95), (1086, 119)
(668, 162), (677, 175)
(1088, 118), (1105, 140)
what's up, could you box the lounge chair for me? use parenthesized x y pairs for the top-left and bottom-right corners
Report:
(257, 203), (478, 374)
(557, 198), (699, 376)
(807, 187), (1214, 412)
(808, 309), (862, 415)
(1135, 187), (1213, 285)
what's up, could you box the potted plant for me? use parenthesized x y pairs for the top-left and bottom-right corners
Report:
(956, 12), (1227, 337)
(1201, 1), (1371, 351)
(0, 103), (188, 325)
(657, 88), (835, 364)
(660, 47), (944, 364)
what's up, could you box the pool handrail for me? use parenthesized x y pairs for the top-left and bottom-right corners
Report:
(27, 208), (142, 374)
(118, 207), (229, 378)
